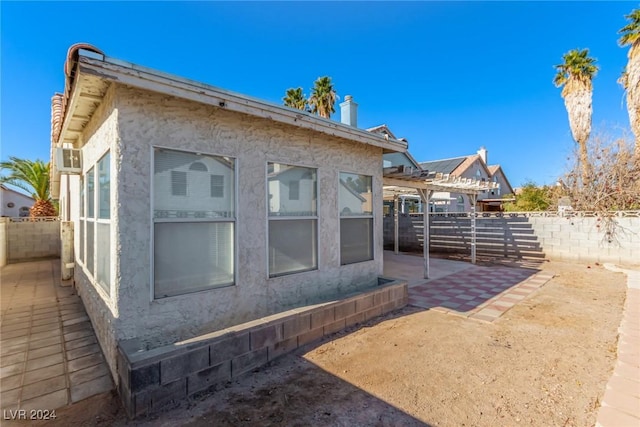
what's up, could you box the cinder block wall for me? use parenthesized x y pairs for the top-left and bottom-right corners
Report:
(117, 279), (407, 418)
(6, 220), (60, 262)
(384, 213), (639, 265)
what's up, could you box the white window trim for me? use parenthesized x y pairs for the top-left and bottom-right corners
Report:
(266, 161), (319, 278)
(78, 150), (112, 301)
(338, 171), (374, 265)
(150, 146), (238, 301)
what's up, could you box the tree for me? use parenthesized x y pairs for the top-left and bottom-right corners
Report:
(308, 76), (337, 119)
(283, 87), (308, 111)
(563, 131), (640, 212)
(553, 49), (599, 185)
(618, 8), (640, 152)
(503, 182), (554, 212)
(0, 157), (57, 217)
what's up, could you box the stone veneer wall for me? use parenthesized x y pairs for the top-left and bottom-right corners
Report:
(117, 279), (407, 418)
(384, 213), (639, 265)
(5, 219), (60, 263)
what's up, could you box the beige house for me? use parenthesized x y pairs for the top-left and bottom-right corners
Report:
(50, 45), (407, 395)
(419, 147), (514, 212)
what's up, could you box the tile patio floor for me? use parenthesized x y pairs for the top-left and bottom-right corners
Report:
(383, 251), (554, 322)
(0, 259), (113, 414)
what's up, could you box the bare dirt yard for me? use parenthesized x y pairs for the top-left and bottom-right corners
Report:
(39, 260), (627, 427)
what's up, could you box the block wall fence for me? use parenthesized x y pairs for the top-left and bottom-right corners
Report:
(383, 212), (639, 265)
(0, 218), (60, 265)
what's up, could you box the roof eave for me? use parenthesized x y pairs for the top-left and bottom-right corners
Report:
(59, 52), (407, 154)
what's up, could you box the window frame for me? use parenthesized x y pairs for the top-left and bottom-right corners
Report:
(151, 146), (237, 301)
(338, 171), (374, 265)
(266, 162), (319, 278)
(79, 150), (112, 298)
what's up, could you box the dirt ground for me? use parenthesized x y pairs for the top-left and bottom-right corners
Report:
(38, 260), (627, 427)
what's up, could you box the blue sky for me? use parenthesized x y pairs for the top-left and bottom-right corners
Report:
(1, 1), (635, 190)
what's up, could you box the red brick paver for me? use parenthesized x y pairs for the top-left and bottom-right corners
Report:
(408, 265), (554, 322)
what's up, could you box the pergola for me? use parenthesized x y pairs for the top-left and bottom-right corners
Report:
(383, 165), (500, 279)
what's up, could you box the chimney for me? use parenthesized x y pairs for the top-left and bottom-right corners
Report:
(477, 146), (487, 164)
(340, 95), (358, 127)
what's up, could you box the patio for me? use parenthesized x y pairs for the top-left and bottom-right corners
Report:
(383, 251), (554, 322)
(0, 259), (112, 414)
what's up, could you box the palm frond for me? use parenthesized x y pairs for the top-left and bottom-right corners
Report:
(618, 9), (640, 47)
(0, 157), (51, 201)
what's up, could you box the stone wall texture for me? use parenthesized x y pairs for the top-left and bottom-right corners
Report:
(384, 213), (640, 265)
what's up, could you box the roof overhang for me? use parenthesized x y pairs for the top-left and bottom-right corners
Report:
(56, 50), (408, 155)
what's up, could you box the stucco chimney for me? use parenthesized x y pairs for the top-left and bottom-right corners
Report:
(340, 95), (358, 127)
(477, 146), (488, 164)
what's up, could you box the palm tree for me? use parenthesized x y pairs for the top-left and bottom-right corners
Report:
(618, 8), (640, 151)
(308, 76), (337, 119)
(283, 87), (308, 111)
(554, 49), (599, 184)
(0, 157), (57, 217)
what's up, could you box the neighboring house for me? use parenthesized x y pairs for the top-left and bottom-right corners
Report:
(419, 147), (514, 212)
(50, 46), (407, 382)
(0, 184), (34, 217)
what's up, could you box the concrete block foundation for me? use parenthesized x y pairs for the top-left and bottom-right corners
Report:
(116, 277), (407, 418)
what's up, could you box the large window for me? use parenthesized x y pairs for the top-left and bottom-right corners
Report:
(79, 176), (85, 264)
(80, 151), (111, 296)
(268, 163), (317, 277)
(86, 166), (95, 276)
(153, 149), (235, 298)
(339, 173), (373, 265)
(96, 152), (111, 292)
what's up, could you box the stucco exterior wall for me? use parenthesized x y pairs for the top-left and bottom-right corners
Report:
(70, 84), (120, 377)
(1, 188), (35, 217)
(94, 85), (384, 360)
(115, 85), (383, 347)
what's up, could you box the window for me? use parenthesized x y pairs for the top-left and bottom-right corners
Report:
(268, 163), (317, 277)
(79, 176), (85, 264)
(189, 162), (208, 172)
(96, 152), (111, 292)
(457, 195), (465, 213)
(80, 152), (112, 296)
(339, 173), (373, 265)
(210, 175), (224, 198)
(86, 167), (95, 275)
(171, 171), (187, 196)
(289, 180), (300, 200)
(153, 149), (235, 298)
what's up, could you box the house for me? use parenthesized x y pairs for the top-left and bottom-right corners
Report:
(419, 147), (514, 212)
(0, 184), (35, 217)
(50, 45), (407, 393)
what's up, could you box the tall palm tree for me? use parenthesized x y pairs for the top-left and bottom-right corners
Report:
(0, 157), (57, 217)
(283, 87), (308, 111)
(308, 76), (337, 119)
(618, 8), (640, 152)
(554, 48), (599, 184)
